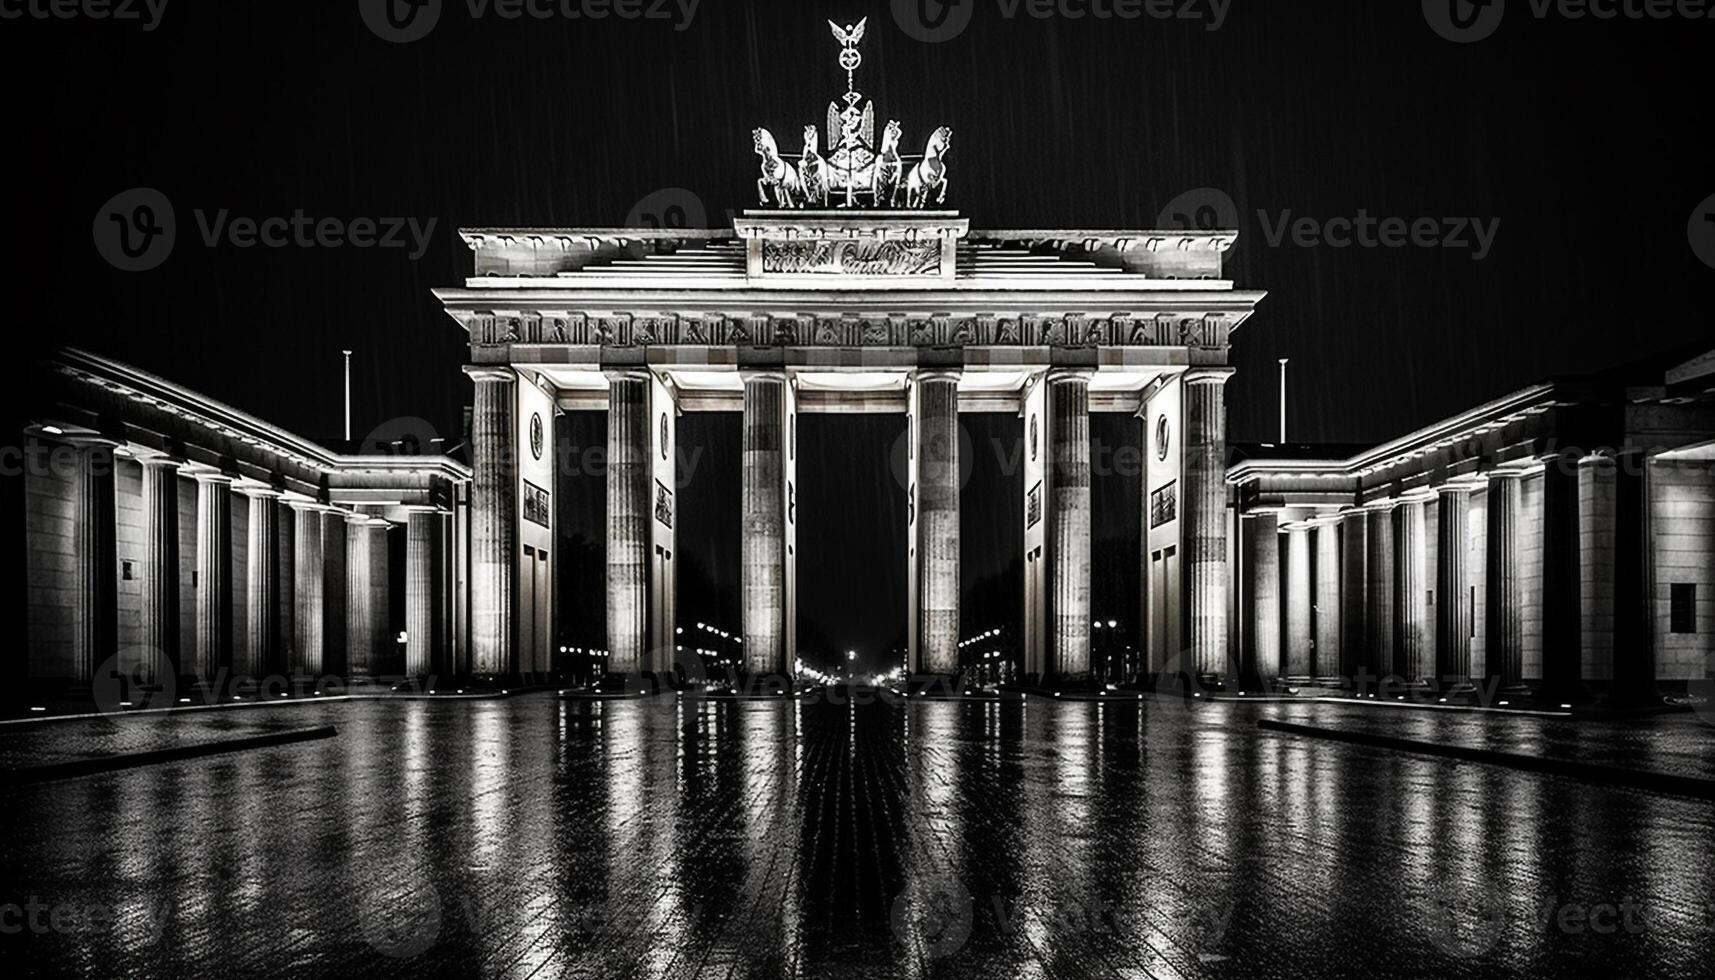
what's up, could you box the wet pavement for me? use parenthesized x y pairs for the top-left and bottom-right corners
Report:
(2, 695), (1712, 978)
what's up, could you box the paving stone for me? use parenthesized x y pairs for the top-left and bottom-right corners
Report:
(0, 696), (1711, 978)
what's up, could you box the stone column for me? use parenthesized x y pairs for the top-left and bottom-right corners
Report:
(742, 371), (788, 677)
(1242, 513), (1281, 681)
(139, 457), (182, 677)
(1486, 473), (1525, 688)
(466, 366), (517, 677)
(1338, 512), (1368, 680)
(290, 503), (326, 676)
(1183, 368), (1234, 678)
(346, 515), (377, 677)
(1540, 457), (1582, 699)
(406, 508), (443, 679)
(1047, 369), (1092, 679)
(241, 487), (281, 679)
(193, 473), (233, 681)
(1576, 456), (1616, 686)
(915, 370), (961, 675)
(1394, 500), (1429, 683)
(1435, 488), (1473, 683)
(276, 501), (296, 673)
(322, 514), (348, 676)
(72, 441), (118, 684)
(1365, 506), (1396, 684)
(1314, 521), (1342, 678)
(1284, 525), (1313, 678)
(606, 370), (650, 676)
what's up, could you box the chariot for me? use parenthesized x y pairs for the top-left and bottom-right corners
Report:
(752, 19), (953, 210)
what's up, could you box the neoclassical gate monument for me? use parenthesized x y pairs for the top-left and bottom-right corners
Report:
(436, 20), (1265, 684)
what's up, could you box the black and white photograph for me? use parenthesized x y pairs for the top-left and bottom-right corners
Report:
(2, 1), (1712, 977)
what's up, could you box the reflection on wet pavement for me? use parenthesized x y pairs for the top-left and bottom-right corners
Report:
(2, 695), (1711, 978)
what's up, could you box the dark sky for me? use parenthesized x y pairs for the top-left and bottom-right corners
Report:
(11, 0), (1711, 665)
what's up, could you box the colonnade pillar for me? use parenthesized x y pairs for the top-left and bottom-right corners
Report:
(241, 487), (282, 678)
(193, 472), (233, 682)
(1435, 488), (1473, 682)
(290, 503), (327, 676)
(1046, 369), (1091, 679)
(1183, 368), (1233, 679)
(742, 371), (790, 677)
(1540, 456), (1583, 698)
(1338, 511), (1368, 679)
(72, 440), (117, 685)
(1365, 506), (1396, 682)
(606, 370), (650, 676)
(1241, 512), (1280, 682)
(139, 456), (181, 679)
(466, 366), (517, 677)
(1486, 473), (1525, 688)
(1313, 521), (1342, 678)
(1284, 525), (1313, 678)
(914, 370), (961, 675)
(346, 515), (389, 677)
(1394, 500), (1429, 684)
(406, 507), (444, 679)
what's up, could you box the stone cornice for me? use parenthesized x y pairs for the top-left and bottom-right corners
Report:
(440, 303), (1261, 353)
(1227, 382), (1565, 487)
(47, 349), (472, 487)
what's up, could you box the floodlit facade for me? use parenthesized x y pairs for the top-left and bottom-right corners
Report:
(11, 349), (470, 699)
(1227, 348), (1715, 702)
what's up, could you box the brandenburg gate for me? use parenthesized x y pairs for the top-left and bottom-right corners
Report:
(435, 20), (1265, 686)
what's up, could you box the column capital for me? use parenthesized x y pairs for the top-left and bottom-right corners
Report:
(135, 453), (183, 472)
(463, 365), (516, 385)
(1182, 366), (1237, 387)
(186, 466), (235, 486)
(1046, 367), (1094, 385)
(913, 368), (962, 384)
(236, 482), (283, 501)
(739, 368), (788, 384)
(1435, 480), (1479, 495)
(603, 368), (652, 384)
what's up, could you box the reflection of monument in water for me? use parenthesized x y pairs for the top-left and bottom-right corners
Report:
(443, 17), (1264, 687)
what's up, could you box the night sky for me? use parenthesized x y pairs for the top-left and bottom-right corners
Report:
(12, 0), (1711, 668)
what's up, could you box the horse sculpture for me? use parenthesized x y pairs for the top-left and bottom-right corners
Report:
(872, 120), (904, 208)
(753, 127), (803, 208)
(906, 126), (952, 209)
(799, 124), (830, 208)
